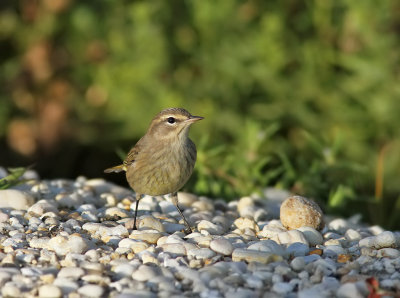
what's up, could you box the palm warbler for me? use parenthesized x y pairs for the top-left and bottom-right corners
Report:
(104, 108), (203, 233)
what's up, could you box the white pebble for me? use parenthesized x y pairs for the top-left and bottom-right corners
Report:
(0, 190), (34, 210)
(38, 284), (62, 298)
(78, 284), (104, 297)
(132, 265), (160, 282)
(58, 267), (85, 279)
(187, 248), (216, 260)
(273, 230), (309, 246)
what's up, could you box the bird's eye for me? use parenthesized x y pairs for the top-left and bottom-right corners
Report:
(167, 117), (176, 124)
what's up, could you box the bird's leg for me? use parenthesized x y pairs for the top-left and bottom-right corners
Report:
(133, 193), (141, 230)
(171, 192), (192, 234)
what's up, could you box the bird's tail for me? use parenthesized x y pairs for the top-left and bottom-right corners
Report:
(104, 164), (127, 173)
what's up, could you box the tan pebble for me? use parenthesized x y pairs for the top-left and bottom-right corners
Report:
(40, 274), (55, 284)
(309, 248), (323, 255)
(192, 199), (213, 212)
(110, 252), (120, 260)
(189, 259), (203, 268)
(129, 231), (163, 244)
(337, 254), (352, 263)
(280, 196), (324, 230)
(142, 254), (159, 265)
(177, 192), (197, 207)
(157, 236), (168, 246)
(233, 217), (260, 232)
(138, 215), (165, 232)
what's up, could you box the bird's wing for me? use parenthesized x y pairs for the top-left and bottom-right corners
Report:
(104, 136), (146, 173)
(123, 138), (145, 167)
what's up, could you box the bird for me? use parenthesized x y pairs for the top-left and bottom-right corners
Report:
(104, 108), (203, 234)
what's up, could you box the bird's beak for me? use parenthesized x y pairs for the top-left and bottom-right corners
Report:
(185, 115), (204, 123)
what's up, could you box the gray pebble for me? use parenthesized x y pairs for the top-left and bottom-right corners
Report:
(287, 242), (309, 257)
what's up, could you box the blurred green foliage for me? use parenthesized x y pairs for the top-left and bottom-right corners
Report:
(1, 0), (400, 228)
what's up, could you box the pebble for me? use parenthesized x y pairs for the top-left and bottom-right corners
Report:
(272, 229), (309, 246)
(77, 284), (104, 297)
(280, 196), (324, 230)
(210, 238), (234, 256)
(58, 267), (85, 279)
(232, 248), (283, 264)
(197, 220), (225, 235)
(187, 248), (216, 260)
(297, 226), (324, 246)
(138, 215), (165, 232)
(38, 284), (62, 298)
(48, 234), (88, 256)
(359, 231), (397, 249)
(132, 265), (160, 281)
(129, 230), (163, 244)
(0, 189), (34, 210)
(161, 243), (187, 256)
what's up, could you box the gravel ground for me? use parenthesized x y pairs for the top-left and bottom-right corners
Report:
(0, 169), (399, 298)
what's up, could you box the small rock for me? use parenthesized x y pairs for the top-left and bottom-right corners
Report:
(280, 196), (324, 230)
(210, 238), (234, 256)
(297, 226), (324, 246)
(187, 248), (216, 260)
(137, 215), (165, 232)
(237, 196), (257, 219)
(197, 220), (224, 235)
(38, 284), (62, 298)
(234, 217), (259, 232)
(77, 284), (104, 297)
(291, 257), (306, 271)
(132, 265), (160, 282)
(344, 229), (362, 241)
(129, 230), (163, 244)
(161, 243), (187, 256)
(359, 231), (397, 249)
(28, 200), (58, 216)
(105, 207), (131, 218)
(58, 267), (85, 279)
(337, 282), (365, 298)
(287, 242), (309, 257)
(163, 223), (186, 234)
(247, 240), (285, 256)
(118, 238), (148, 253)
(272, 230), (309, 246)
(323, 245), (346, 257)
(272, 282), (294, 295)
(1, 283), (21, 297)
(0, 190), (34, 210)
(55, 192), (83, 208)
(49, 234), (88, 256)
(232, 248), (283, 264)
(177, 192), (197, 207)
(376, 248), (400, 258)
